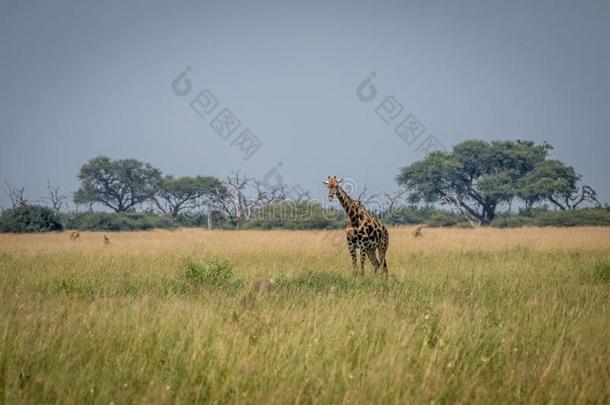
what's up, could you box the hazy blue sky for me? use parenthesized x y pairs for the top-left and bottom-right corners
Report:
(1, 0), (609, 208)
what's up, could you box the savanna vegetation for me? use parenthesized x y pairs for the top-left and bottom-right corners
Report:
(2, 139), (608, 402)
(1, 140), (606, 232)
(1, 227), (609, 403)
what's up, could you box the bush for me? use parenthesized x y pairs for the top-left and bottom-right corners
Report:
(425, 211), (471, 228)
(0, 205), (63, 233)
(381, 206), (431, 225)
(491, 208), (610, 227)
(533, 209), (610, 227)
(182, 261), (235, 287)
(21, 205), (608, 232)
(246, 202), (345, 230)
(381, 206), (471, 227)
(592, 262), (610, 283)
(62, 212), (176, 231)
(491, 214), (536, 228)
(173, 212), (235, 229)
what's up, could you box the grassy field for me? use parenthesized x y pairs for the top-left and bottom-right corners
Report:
(1, 227), (609, 404)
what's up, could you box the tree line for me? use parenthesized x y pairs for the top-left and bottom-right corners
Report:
(0, 139), (606, 232)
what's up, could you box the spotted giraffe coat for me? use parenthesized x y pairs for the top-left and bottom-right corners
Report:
(334, 184), (389, 275)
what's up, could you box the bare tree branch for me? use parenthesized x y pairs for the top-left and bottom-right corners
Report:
(383, 190), (406, 213)
(46, 180), (68, 214)
(440, 193), (479, 227)
(210, 171), (286, 228)
(357, 186), (380, 206)
(550, 185), (601, 211)
(567, 185), (601, 210)
(4, 180), (29, 208)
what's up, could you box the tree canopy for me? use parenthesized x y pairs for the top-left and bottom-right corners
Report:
(397, 140), (599, 224)
(155, 175), (225, 217)
(74, 156), (162, 212)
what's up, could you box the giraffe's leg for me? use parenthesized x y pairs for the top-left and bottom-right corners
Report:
(378, 246), (388, 274)
(358, 242), (367, 276)
(378, 232), (389, 274)
(347, 237), (357, 274)
(367, 248), (380, 274)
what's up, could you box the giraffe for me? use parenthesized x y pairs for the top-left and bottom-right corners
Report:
(323, 176), (389, 275)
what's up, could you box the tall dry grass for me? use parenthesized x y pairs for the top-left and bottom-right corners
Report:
(1, 227), (609, 403)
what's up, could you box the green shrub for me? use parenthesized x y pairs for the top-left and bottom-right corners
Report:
(46, 206), (610, 232)
(533, 209), (610, 227)
(592, 262), (610, 282)
(173, 212), (235, 229)
(492, 208), (610, 227)
(55, 279), (96, 298)
(381, 206), (431, 225)
(381, 206), (471, 227)
(0, 205), (63, 233)
(182, 261), (235, 287)
(491, 214), (536, 228)
(246, 202), (345, 230)
(62, 212), (176, 231)
(425, 211), (470, 228)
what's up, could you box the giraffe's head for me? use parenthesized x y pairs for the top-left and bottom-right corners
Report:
(322, 176), (342, 201)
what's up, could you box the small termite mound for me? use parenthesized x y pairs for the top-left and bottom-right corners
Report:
(249, 277), (277, 294)
(241, 277), (277, 307)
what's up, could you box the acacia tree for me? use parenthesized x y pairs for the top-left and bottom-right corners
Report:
(397, 139), (597, 224)
(154, 175), (224, 217)
(516, 160), (600, 210)
(74, 156), (162, 212)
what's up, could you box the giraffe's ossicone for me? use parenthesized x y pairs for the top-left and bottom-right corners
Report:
(323, 176), (389, 276)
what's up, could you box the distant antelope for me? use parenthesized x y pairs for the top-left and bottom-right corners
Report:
(69, 231), (80, 241)
(104, 235), (110, 245)
(412, 226), (423, 238)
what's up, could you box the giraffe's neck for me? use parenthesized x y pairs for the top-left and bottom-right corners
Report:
(335, 186), (360, 226)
